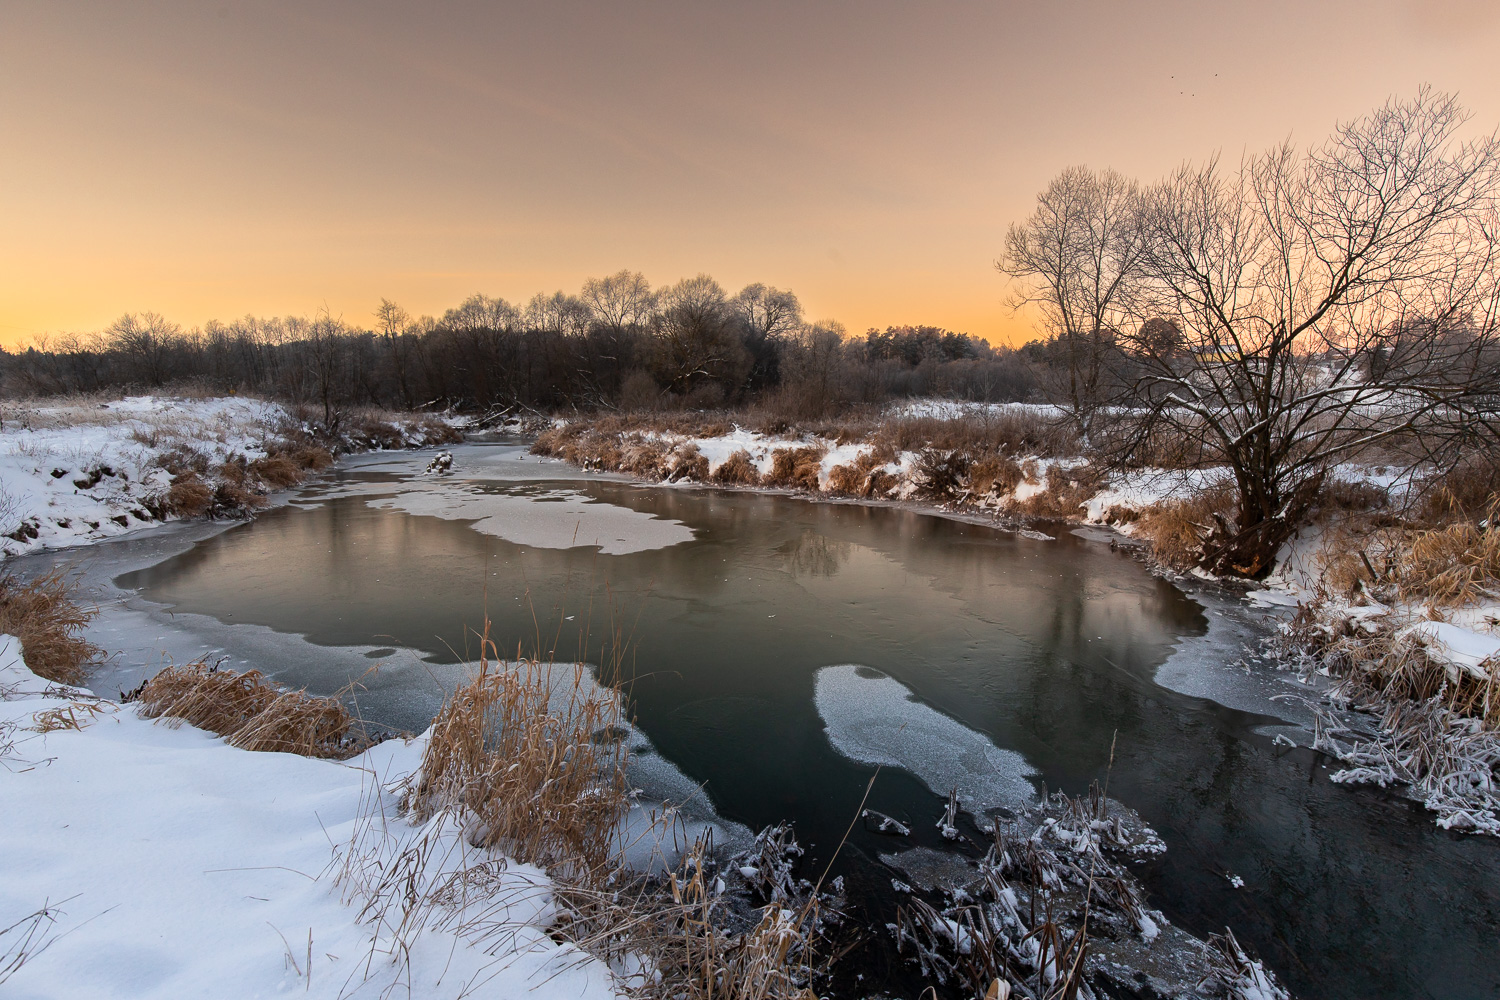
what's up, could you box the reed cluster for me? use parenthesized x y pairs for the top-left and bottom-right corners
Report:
(0, 570), (102, 686)
(127, 660), (369, 759)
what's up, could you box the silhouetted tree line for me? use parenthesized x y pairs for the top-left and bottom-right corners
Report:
(0, 272), (1042, 417)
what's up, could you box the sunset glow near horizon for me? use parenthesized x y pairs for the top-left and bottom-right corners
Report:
(3, 1), (1499, 349)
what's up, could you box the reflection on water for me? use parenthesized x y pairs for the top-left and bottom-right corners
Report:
(114, 458), (1500, 1000)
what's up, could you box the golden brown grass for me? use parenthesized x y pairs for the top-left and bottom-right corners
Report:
(667, 443), (710, 483)
(1131, 481), (1238, 571)
(165, 472), (214, 517)
(403, 636), (627, 875)
(765, 446), (826, 491)
(1008, 463), (1104, 520)
(0, 570), (102, 686)
(129, 660), (368, 759)
(713, 449), (762, 486)
(1315, 496), (1500, 608)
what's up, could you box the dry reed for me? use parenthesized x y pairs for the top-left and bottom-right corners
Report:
(0, 571), (102, 686)
(128, 660), (368, 759)
(402, 642), (627, 875)
(713, 450), (762, 486)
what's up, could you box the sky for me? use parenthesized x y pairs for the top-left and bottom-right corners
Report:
(2, 1), (1499, 349)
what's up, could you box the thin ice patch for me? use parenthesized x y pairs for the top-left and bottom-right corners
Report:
(369, 483), (695, 554)
(813, 663), (1038, 815)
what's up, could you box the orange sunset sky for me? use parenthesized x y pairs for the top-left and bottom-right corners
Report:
(3, 0), (1499, 349)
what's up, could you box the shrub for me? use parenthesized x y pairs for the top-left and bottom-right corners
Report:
(913, 449), (971, 501)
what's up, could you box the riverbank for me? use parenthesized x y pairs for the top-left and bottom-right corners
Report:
(0, 394), (461, 558)
(0, 425), (1317, 999)
(528, 406), (1500, 838)
(0, 640), (623, 1000)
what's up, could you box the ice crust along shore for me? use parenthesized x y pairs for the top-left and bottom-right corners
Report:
(0, 641), (621, 1000)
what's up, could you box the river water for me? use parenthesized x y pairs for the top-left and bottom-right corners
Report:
(39, 443), (1500, 999)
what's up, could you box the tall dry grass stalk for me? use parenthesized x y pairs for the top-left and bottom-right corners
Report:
(129, 660), (370, 759)
(333, 618), (834, 999)
(0, 571), (102, 686)
(402, 626), (628, 877)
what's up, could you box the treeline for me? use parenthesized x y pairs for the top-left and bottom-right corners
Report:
(2, 272), (1039, 419)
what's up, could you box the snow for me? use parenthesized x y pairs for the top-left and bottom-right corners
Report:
(890, 400), (1066, 421)
(814, 663), (1038, 816)
(1083, 467), (1225, 523)
(0, 652), (622, 1000)
(1399, 620), (1500, 682)
(0, 396), (289, 557)
(369, 481), (696, 555)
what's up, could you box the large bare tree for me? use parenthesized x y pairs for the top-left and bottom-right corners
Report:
(1120, 90), (1499, 577)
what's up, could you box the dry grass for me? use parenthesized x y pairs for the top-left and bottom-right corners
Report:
(713, 449), (762, 486)
(128, 660), (369, 759)
(1418, 456), (1500, 522)
(1315, 497), (1500, 608)
(667, 443), (710, 483)
(765, 446), (826, 491)
(1132, 481), (1238, 571)
(1393, 515), (1500, 607)
(1008, 463), (1104, 520)
(0, 571), (102, 686)
(403, 649), (627, 875)
(164, 472), (214, 517)
(875, 411), (1081, 459)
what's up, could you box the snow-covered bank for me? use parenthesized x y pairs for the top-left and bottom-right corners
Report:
(0, 395), (459, 558)
(0, 641), (620, 1000)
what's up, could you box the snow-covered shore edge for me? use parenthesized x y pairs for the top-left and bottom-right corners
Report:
(0, 394), (462, 559)
(532, 406), (1500, 837)
(0, 638), (621, 1000)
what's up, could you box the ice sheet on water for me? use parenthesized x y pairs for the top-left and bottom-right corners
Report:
(814, 663), (1038, 816)
(367, 481), (696, 554)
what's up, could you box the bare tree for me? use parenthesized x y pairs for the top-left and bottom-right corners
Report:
(304, 312), (347, 429)
(523, 291), (594, 337)
(648, 275), (750, 397)
(731, 283), (803, 391)
(1114, 89), (1500, 576)
(106, 312), (181, 387)
(581, 270), (657, 331)
(441, 294), (518, 333)
(375, 299), (417, 409)
(999, 166), (1146, 440)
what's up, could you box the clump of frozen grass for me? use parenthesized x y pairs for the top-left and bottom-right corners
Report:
(337, 622), (837, 1000)
(1309, 694), (1500, 835)
(127, 659), (371, 759)
(402, 639), (628, 876)
(0, 571), (103, 686)
(1200, 928), (1291, 1000)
